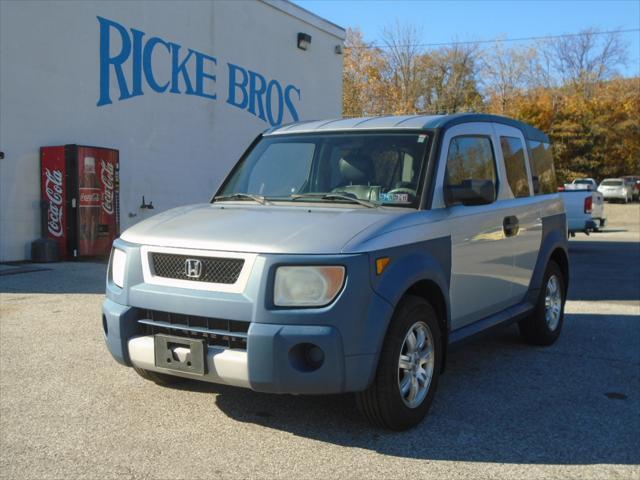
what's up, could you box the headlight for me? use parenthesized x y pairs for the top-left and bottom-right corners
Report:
(274, 266), (345, 307)
(111, 248), (126, 288)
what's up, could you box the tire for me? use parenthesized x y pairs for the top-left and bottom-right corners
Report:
(356, 295), (442, 430)
(519, 260), (566, 346)
(133, 367), (186, 386)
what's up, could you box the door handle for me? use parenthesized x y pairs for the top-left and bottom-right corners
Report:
(503, 215), (520, 237)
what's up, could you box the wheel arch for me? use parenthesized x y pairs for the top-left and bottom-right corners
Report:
(526, 213), (569, 304)
(549, 247), (569, 295)
(365, 237), (452, 384)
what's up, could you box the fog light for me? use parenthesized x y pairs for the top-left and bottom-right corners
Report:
(305, 345), (324, 369)
(289, 343), (324, 372)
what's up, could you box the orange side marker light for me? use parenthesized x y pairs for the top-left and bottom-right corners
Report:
(376, 257), (390, 275)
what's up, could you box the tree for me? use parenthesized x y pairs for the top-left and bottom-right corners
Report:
(421, 43), (483, 113)
(342, 28), (394, 117)
(482, 42), (536, 114)
(543, 28), (628, 89)
(341, 22), (638, 182)
(380, 21), (424, 113)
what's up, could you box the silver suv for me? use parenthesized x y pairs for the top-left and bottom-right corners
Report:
(103, 114), (569, 430)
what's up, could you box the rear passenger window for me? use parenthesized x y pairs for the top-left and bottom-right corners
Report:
(445, 136), (497, 188)
(500, 136), (530, 197)
(528, 141), (558, 194)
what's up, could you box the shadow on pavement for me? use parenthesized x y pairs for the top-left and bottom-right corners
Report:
(568, 240), (640, 301)
(172, 312), (639, 465)
(0, 261), (106, 294)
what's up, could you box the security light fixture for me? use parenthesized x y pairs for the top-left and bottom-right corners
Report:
(334, 45), (343, 55)
(297, 32), (311, 51)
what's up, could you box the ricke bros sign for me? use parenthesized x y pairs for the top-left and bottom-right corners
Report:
(97, 17), (301, 126)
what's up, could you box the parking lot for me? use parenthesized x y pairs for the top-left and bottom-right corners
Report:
(1, 203), (638, 480)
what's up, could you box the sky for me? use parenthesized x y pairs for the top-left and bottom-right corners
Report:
(293, 0), (640, 77)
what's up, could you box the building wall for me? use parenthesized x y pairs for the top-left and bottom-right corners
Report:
(0, 0), (344, 261)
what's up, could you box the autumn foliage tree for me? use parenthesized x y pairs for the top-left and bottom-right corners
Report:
(342, 25), (639, 181)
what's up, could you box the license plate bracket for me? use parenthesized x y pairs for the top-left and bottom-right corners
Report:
(154, 334), (206, 375)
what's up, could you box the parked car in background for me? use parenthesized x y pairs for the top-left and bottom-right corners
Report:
(103, 114), (569, 430)
(560, 188), (605, 234)
(571, 178), (598, 190)
(598, 178), (632, 203)
(561, 179), (606, 233)
(621, 176), (640, 201)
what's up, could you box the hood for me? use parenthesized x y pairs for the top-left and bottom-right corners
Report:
(120, 203), (404, 254)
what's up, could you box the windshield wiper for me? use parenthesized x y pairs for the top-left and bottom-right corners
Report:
(290, 193), (377, 208)
(213, 193), (270, 205)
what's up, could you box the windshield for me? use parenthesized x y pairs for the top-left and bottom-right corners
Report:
(601, 180), (623, 186)
(574, 180), (592, 184)
(216, 132), (431, 207)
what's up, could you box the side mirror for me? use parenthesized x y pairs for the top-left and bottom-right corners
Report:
(445, 179), (495, 206)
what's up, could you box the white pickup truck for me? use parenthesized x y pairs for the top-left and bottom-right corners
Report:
(560, 181), (606, 235)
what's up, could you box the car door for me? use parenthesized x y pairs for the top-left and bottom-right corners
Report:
(431, 122), (515, 330)
(492, 123), (543, 302)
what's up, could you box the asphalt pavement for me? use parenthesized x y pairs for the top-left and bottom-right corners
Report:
(1, 203), (638, 479)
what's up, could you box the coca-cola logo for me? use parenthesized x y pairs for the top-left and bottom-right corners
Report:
(80, 191), (101, 203)
(100, 159), (114, 215)
(44, 168), (64, 237)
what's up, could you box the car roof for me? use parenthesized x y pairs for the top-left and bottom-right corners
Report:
(264, 113), (550, 143)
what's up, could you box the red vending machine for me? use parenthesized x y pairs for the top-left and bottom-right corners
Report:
(40, 145), (120, 259)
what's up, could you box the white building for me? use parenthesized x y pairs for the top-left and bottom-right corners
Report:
(0, 0), (345, 261)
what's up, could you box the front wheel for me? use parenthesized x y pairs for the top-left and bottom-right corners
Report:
(356, 295), (442, 430)
(519, 260), (566, 346)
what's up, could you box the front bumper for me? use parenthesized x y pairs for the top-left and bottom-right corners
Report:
(128, 335), (250, 387)
(102, 242), (394, 394)
(125, 322), (347, 393)
(103, 297), (386, 394)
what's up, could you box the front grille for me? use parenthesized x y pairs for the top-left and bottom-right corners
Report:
(151, 253), (244, 284)
(137, 309), (248, 350)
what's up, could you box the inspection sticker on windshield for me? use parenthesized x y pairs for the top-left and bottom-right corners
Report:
(380, 192), (409, 203)
(417, 134), (427, 143)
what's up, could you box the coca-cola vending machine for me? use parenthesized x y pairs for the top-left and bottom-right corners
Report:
(40, 145), (119, 259)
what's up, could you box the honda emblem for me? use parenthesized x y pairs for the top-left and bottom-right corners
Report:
(185, 259), (202, 279)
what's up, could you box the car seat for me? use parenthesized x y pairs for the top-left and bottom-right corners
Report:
(332, 153), (378, 200)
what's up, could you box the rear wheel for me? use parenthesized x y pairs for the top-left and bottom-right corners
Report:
(519, 260), (566, 346)
(356, 295), (442, 430)
(133, 367), (186, 386)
